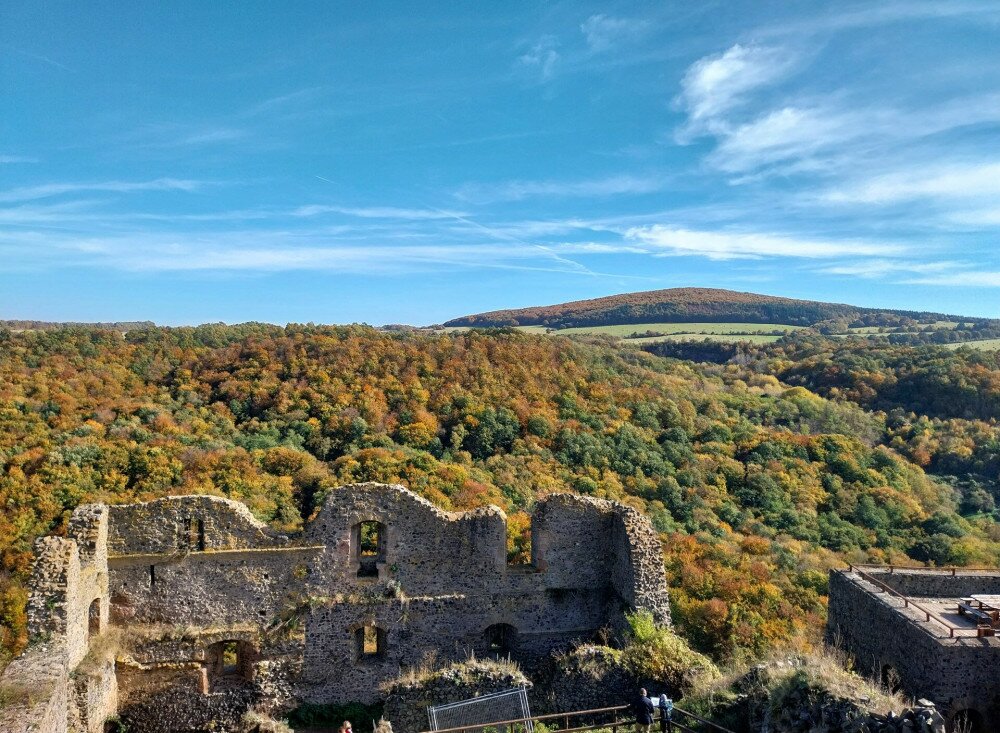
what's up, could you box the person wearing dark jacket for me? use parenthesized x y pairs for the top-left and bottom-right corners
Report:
(632, 688), (654, 733)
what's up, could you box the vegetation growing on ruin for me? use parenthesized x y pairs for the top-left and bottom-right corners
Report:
(621, 611), (719, 695)
(1, 324), (999, 666)
(683, 648), (909, 732)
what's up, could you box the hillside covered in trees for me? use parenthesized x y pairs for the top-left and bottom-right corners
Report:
(444, 287), (969, 329)
(1, 324), (999, 670)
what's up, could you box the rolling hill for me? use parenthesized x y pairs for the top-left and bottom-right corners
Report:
(443, 288), (967, 329)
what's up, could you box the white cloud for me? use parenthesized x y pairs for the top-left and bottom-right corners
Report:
(623, 225), (902, 260)
(676, 44), (794, 133)
(0, 227), (599, 276)
(823, 161), (1000, 205)
(517, 38), (560, 81)
(0, 155), (37, 164)
(0, 178), (207, 203)
(580, 15), (647, 52)
(292, 205), (467, 220)
(708, 106), (870, 173)
(456, 174), (662, 203)
(906, 271), (1000, 287)
(818, 259), (965, 279)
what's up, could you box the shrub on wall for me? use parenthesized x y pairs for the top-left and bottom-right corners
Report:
(621, 611), (720, 695)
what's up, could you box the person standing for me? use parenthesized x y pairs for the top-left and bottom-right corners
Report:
(658, 695), (673, 733)
(632, 688), (654, 733)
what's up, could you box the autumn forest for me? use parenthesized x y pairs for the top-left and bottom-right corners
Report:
(2, 320), (999, 671)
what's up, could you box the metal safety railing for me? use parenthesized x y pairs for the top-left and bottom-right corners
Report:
(418, 703), (736, 733)
(848, 565), (960, 637)
(848, 563), (1000, 576)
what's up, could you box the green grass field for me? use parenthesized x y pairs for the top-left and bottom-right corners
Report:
(625, 333), (785, 345)
(440, 322), (800, 345)
(946, 339), (1000, 351)
(543, 322), (804, 337)
(848, 320), (961, 334)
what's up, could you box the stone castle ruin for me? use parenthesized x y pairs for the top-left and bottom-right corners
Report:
(828, 566), (1000, 732)
(0, 483), (671, 733)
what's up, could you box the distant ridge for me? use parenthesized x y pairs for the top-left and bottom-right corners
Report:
(444, 288), (967, 329)
(1, 320), (156, 331)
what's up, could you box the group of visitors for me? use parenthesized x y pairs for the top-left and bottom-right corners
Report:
(632, 688), (673, 733)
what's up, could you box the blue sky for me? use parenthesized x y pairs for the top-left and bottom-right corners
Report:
(3, 1), (1000, 325)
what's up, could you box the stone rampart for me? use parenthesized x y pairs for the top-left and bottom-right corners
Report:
(827, 568), (1000, 729)
(1, 483), (671, 733)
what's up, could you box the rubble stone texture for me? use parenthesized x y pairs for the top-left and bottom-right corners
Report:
(828, 567), (1000, 731)
(0, 483), (671, 733)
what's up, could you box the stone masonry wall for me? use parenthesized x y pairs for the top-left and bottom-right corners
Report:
(827, 569), (1000, 727)
(108, 495), (288, 555)
(1, 483), (672, 733)
(304, 483), (507, 596)
(0, 505), (116, 733)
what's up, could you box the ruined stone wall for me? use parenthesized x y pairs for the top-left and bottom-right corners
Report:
(115, 629), (302, 733)
(305, 483), (507, 596)
(0, 505), (116, 733)
(108, 495), (287, 555)
(611, 505), (672, 626)
(827, 569), (1000, 726)
(0, 642), (70, 733)
(299, 588), (612, 704)
(108, 545), (325, 626)
(2, 483), (672, 733)
(382, 659), (532, 733)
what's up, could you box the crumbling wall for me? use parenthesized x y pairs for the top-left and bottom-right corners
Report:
(305, 483), (507, 596)
(0, 505), (115, 733)
(0, 642), (70, 733)
(531, 493), (671, 626)
(108, 545), (324, 626)
(2, 483), (673, 733)
(108, 495), (287, 555)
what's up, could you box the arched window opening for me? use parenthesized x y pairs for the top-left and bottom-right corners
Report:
(353, 521), (386, 578)
(951, 708), (985, 733)
(205, 640), (253, 687)
(88, 598), (102, 637)
(880, 664), (902, 694)
(188, 517), (205, 551)
(485, 623), (518, 657)
(354, 625), (386, 661)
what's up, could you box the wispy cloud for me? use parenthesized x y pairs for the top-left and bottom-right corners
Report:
(0, 227), (602, 277)
(3, 44), (75, 72)
(580, 15), (648, 52)
(760, 1), (1000, 39)
(675, 44), (795, 137)
(517, 37), (560, 81)
(292, 205), (468, 220)
(455, 174), (662, 203)
(0, 155), (38, 164)
(822, 161), (1000, 205)
(906, 271), (1000, 287)
(623, 225), (903, 260)
(0, 178), (209, 204)
(818, 259), (965, 279)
